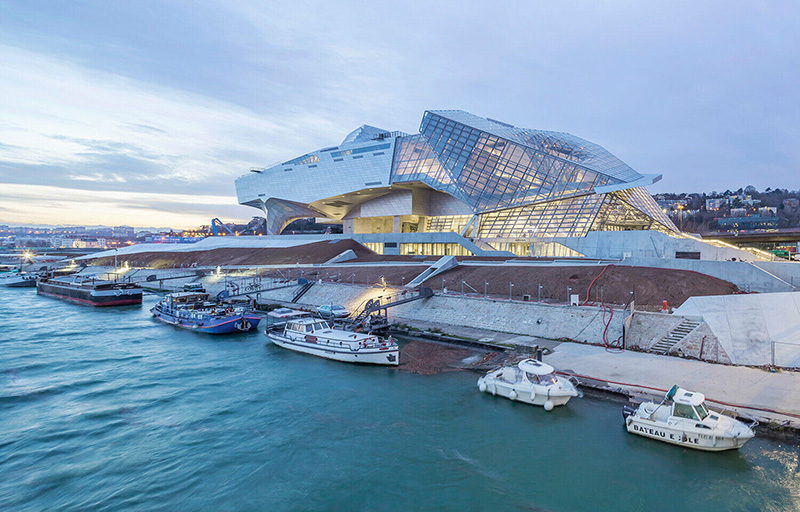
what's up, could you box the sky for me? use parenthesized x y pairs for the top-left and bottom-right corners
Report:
(1, 1), (799, 228)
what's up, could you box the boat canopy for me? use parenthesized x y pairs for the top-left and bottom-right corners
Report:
(672, 387), (705, 406)
(517, 358), (555, 375)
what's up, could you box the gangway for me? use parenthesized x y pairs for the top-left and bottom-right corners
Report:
(348, 287), (434, 329)
(292, 279), (314, 303)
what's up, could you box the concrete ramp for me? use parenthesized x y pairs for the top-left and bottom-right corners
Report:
(675, 292), (800, 366)
(406, 256), (458, 288)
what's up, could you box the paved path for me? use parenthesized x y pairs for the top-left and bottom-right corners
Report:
(545, 343), (800, 427)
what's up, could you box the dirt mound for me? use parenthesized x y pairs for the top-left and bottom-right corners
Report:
(429, 264), (737, 309)
(398, 339), (499, 375)
(93, 240), (376, 268)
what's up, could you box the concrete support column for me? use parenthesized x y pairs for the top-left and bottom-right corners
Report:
(392, 216), (401, 233)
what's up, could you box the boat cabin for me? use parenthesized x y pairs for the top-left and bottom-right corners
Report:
(496, 359), (559, 386)
(269, 308), (313, 321)
(166, 292), (211, 308)
(285, 318), (332, 334)
(670, 388), (711, 422)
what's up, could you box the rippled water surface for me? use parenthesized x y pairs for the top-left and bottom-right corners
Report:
(2, 287), (800, 511)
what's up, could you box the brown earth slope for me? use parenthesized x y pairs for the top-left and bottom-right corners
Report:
(278, 263), (737, 309)
(93, 240), (379, 267)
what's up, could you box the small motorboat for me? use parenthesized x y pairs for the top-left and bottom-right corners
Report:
(266, 317), (399, 365)
(151, 292), (260, 334)
(623, 385), (756, 451)
(477, 358), (579, 411)
(0, 271), (38, 288)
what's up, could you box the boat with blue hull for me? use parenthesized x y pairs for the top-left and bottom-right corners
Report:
(151, 292), (261, 334)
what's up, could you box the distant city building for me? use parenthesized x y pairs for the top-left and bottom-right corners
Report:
(236, 109), (676, 255)
(783, 198), (800, 211)
(656, 199), (687, 212)
(145, 235), (201, 244)
(112, 226), (136, 238)
(706, 198), (729, 210)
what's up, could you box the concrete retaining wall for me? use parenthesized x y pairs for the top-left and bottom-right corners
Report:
(549, 231), (762, 261)
(620, 257), (795, 293)
(626, 311), (731, 364)
(675, 292), (800, 367)
(255, 282), (625, 344)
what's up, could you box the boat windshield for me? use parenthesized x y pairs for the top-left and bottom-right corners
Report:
(529, 372), (557, 386)
(310, 322), (330, 332)
(673, 403), (700, 420)
(694, 402), (710, 420)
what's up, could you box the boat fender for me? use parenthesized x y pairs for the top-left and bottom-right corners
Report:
(479, 381), (487, 392)
(509, 389), (518, 400)
(544, 400), (554, 412)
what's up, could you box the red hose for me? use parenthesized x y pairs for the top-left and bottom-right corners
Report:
(582, 264), (613, 305)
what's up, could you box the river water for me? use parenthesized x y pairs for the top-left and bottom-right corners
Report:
(1, 287), (799, 512)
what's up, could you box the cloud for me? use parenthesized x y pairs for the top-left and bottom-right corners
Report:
(0, 43), (345, 217)
(0, 183), (244, 228)
(0, 0), (799, 234)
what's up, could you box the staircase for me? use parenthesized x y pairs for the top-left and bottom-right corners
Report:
(348, 287), (435, 327)
(291, 281), (314, 303)
(651, 318), (702, 354)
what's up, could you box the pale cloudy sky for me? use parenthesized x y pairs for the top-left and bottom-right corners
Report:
(1, 1), (798, 228)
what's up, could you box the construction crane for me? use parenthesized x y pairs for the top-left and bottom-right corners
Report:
(211, 218), (234, 236)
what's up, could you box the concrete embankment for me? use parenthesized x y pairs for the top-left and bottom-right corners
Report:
(545, 343), (800, 430)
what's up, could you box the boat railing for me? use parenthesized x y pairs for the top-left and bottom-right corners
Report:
(289, 332), (396, 350)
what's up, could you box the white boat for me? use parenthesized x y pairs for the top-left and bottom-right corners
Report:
(0, 272), (38, 288)
(266, 307), (313, 329)
(266, 317), (399, 365)
(623, 385), (756, 451)
(477, 358), (579, 411)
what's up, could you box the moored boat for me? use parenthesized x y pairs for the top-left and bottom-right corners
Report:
(623, 385), (756, 451)
(266, 307), (313, 330)
(266, 317), (399, 365)
(37, 275), (142, 306)
(151, 292), (261, 334)
(477, 358), (579, 411)
(0, 272), (38, 288)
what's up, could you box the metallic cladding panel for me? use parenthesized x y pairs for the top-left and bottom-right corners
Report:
(238, 109), (671, 240)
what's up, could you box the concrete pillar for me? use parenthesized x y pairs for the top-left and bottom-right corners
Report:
(392, 216), (401, 233)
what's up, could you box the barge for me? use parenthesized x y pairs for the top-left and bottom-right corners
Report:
(37, 275), (143, 306)
(151, 292), (261, 334)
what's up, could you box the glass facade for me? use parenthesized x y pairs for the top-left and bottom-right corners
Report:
(236, 109), (678, 241)
(388, 111), (676, 239)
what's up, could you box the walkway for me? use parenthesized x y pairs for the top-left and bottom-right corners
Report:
(546, 343), (800, 427)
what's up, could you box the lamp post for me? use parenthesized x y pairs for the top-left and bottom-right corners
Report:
(538, 283), (542, 303)
(509, 282), (514, 301)
(485, 281), (488, 298)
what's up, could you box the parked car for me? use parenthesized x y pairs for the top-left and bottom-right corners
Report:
(317, 304), (350, 318)
(183, 282), (206, 292)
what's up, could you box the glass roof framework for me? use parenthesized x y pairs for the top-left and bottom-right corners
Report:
(387, 110), (678, 239)
(391, 112), (622, 213)
(236, 108), (678, 238)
